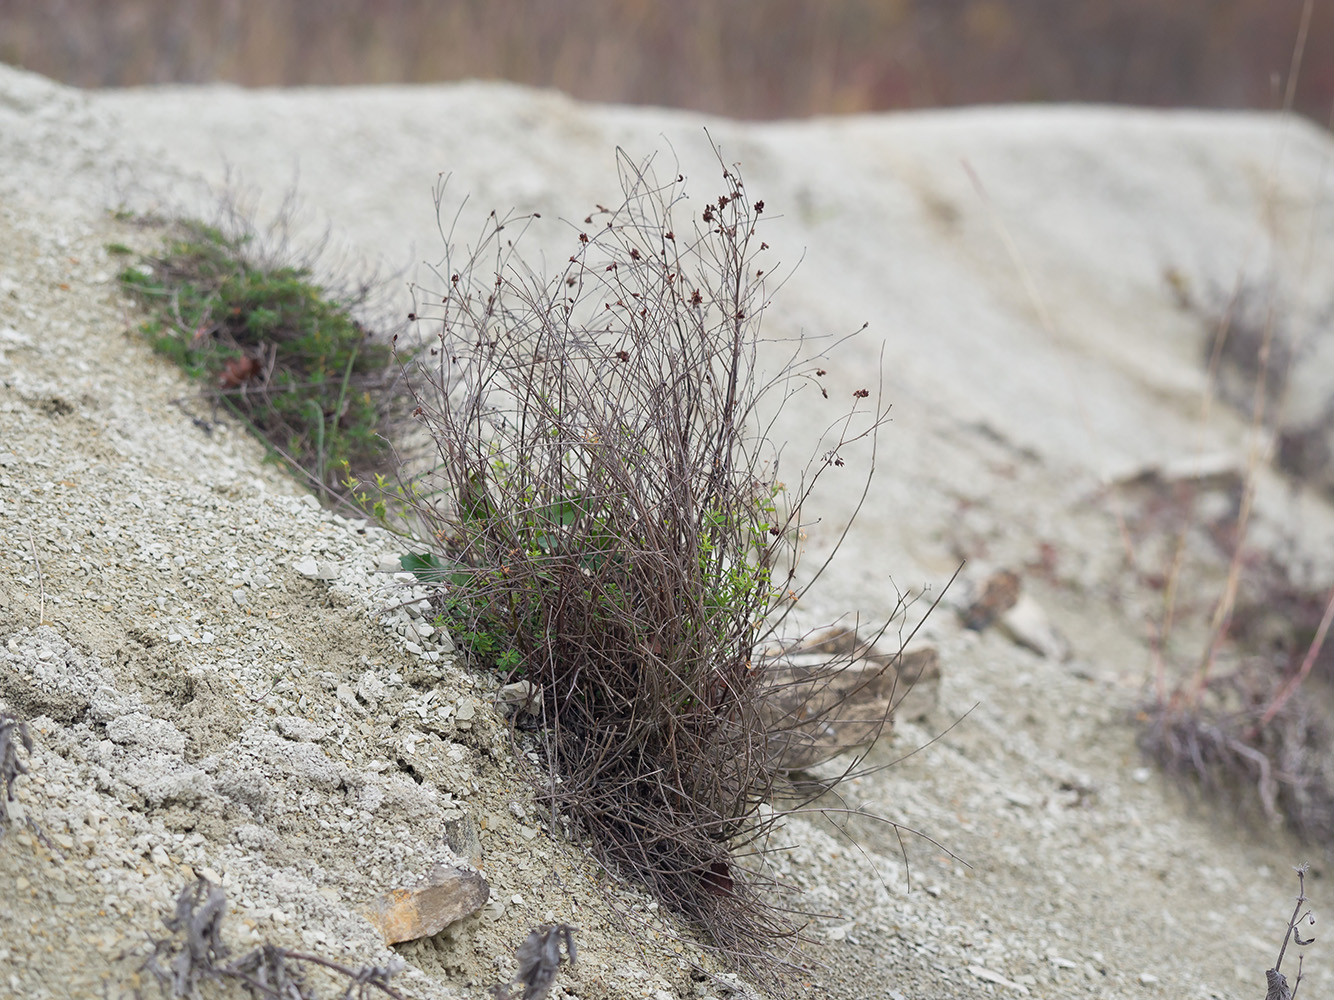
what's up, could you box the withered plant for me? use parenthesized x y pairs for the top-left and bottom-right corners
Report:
(1131, 4), (1334, 848)
(143, 878), (405, 999)
(397, 149), (900, 969)
(0, 710), (32, 838)
(1262, 864), (1317, 1000)
(1135, 276), (1334, 847)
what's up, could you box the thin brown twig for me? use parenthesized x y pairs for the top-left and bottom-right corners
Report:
(1259, 584), (1334, 728)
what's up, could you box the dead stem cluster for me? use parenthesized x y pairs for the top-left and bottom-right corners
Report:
(1137, 550), (1334, 846)
(143, 878), (405, 1000)
(397, 150), (892, 965)
(1135, 275), (1334, 856)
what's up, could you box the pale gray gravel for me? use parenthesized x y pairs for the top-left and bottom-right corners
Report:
(4, 61), (1334, 1000)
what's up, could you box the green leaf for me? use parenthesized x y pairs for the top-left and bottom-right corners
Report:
(399, 551), (456, 583)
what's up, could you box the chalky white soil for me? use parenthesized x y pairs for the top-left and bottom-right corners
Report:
(3, 64), (1334, 999)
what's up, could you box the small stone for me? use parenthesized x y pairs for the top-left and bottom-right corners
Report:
(999, 594), (1071, 661)
(495, 680), (542, 718)
(293, 557), (320, 578)
(443, 812), (482, 865)
(361, 865), (489, 944)
(1138, 973), (1159, 985)
(968, 966), (1029, 994)
(455, 699), (476, 722)
(355, 671), (387, 708)
(760, 629), (940, 770)
(275, 717), (330, 742)
(336, 684), (361, 711)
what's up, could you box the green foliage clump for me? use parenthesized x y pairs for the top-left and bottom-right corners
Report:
(118, 220), (394, 496)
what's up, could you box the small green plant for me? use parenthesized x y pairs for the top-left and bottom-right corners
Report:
(398, 149), (896, 973)
(118, 219), (397, 503)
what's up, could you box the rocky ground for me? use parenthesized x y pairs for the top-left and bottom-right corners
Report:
(3, 63), (1334, 1000)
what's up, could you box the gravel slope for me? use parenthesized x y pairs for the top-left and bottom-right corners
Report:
(3, 64), (1334, 1000)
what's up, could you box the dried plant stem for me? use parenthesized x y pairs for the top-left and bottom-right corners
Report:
(1259, 584), (1334, 727)
(26, 526), (45, 626)
(1199, 0), (1317, 695)
(1267, 863), (1315, 1000)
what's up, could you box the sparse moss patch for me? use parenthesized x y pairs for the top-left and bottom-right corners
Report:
(118, 220), (394, 498)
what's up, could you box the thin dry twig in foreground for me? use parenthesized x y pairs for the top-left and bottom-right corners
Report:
(1265, 864), (1316, 1000)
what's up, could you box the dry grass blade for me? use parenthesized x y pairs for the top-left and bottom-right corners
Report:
(26, 526), (45, 626)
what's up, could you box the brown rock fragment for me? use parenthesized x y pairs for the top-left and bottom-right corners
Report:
(361, 864), (489, 944)
(963, 569), (1021, 630)
(760, 627), (941, 771)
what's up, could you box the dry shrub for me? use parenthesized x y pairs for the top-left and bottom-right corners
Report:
(1139, 669), (1334, 842)
(1138, 544), (1334, 844)
(397, 149), (897, 968)
(1136, 270), (1334, 852)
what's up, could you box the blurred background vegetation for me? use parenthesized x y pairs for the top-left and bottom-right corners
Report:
(2, 0), (1329, 123)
